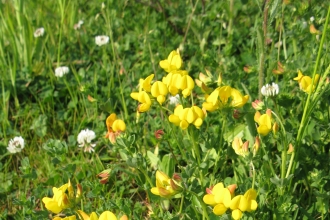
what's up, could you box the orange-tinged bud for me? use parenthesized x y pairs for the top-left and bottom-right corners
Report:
(310, 24), (321, 35)
(206, 186), (213, 194)
(120, 215), (128, 220)
(87, 95), (97, 102)
(242, 141), (249, 153)
(76, 184), (82, 198)
(287, 143), (294, 154)
(252, 100), (264, 110)
(253, 136), (260, 156)
(68, 179), (74, 198)
(254, 111), (261, 122)
(243, 65), (253, 73)
(272, 122), (279, 135)
(227, 184), (237, 195)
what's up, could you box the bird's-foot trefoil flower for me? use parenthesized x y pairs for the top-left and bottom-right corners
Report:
(293, 70), (320, 94)
(254, 109), (272, 136)
(203, 182), (236, 216)
(151, 81), (168, 104)
(77, 210), (117, 220)
(232, 137), (249, 157)
(229, 188), (258, 220)
(169, 105), (205, 129)
(151, 170), (182, 198)
(159, 50), (183, 72)
(105, 113), (126, 144)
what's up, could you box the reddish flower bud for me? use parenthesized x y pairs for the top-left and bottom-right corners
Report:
(252, 100), (264, 110)
(154, 129), (164, 139)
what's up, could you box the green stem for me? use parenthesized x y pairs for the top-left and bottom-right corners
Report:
(251, 161), (256, 189)
(185, 189), (209, 220)
(211, 116), (226, 185)
(288, 5), (330, 177)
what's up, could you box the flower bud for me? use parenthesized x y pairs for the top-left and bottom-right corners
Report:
(97, 169), (111, 184)
(272, 122), (279, 135)
(120, 215), (128, 220)
(252, 100), (264, 110)
(243, 65), (254, 74)
(154, 129), (164, 139)
(253, 136), (260, 156)
(227, 184), (237, 195)
(233, 109), (241, 119)
(287, 143), (294, 154)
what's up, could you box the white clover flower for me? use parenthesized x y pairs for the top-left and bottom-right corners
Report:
(54, 66), (69, 77)
(34, 27), (45, 38)
(74, 20), (84, 30)
(261, 82), (279, 97)
(7, 136), (25, 154)
(310, 16), (315, 22)
(77, 129), (96, 153)
(169, 94), (180, 105)
(95, 35), (109, 46)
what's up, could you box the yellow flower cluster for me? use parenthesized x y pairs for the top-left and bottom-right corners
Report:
(42, 180), (82, 214)
(150, 170), (182, 198)
(169, 105), (205, 129)
(203, 182), (258, 220)
(203, 86), (249, 112)
(77, 210), (118, 220)
(130, 50), (196, 112)
(293, 70), (319, 94)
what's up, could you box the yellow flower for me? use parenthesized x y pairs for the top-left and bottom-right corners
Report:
(130, 91), (152, 112)
(254, 109), (272, 136)
(159, 50), (182, 72)
(53, 215), (76, 220)
(150, 171), (182, 198)
(77, 210), (117, 220)
(229, 189), (258, 220)
(203, 86), (248, 112)
(232, 137), (249, 157)
(139, 74), (154, 92)
(176, 75), (195, 98)
(105, 113), (126, 144)
(169, 105), (205, 129)
(203, 183), (234, 216)
(151, 81), (168, 104)
(42, 184), (70, 214)
(230, 88), (249, 108)
(293, 70), (320, 94)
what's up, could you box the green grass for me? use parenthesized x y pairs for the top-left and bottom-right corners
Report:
(0, 0), (330, 219)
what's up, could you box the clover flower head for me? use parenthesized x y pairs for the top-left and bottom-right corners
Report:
(34, 27), (45, 38)
(7, 136), (25, 154)
(74, 20), (84, 30)
(310, 16), (315, 22)
(95, 35), (109, 46)
(261, 82), (279, 97)
(169, 94), (180, 105)
(77, 129), (96, 153)
(55, 66), (69, 77)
